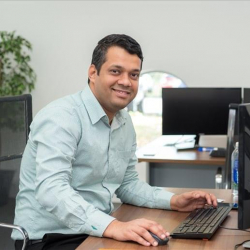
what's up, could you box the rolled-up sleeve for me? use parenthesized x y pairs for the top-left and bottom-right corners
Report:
(31, 107), (115, 236)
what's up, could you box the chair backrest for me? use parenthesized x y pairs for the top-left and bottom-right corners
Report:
(0, 94), (32, 250)
(224, 103), (239, 189)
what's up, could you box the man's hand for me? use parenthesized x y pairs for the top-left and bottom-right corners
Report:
(103, 218), (170, 247)
(170, 190), (217, 212)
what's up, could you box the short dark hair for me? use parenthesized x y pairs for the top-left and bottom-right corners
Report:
(88, 34), (143, 83)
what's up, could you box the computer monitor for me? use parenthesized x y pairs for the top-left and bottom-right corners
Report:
(162, 88), (242, 140)
(238, 103), (250, 230)
(243, 88), (250, 103)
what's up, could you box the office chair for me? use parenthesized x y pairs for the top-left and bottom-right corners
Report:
(0, 94), (32, 250)
(224, 103), (239, 189)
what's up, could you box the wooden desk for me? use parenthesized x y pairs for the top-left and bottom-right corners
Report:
(136, 136), (226, 188)
(137, 147), (225, 165)
(77, 188), (248, 250)
(136, 136), (225, 165)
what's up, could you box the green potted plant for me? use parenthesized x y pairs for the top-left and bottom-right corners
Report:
(0, 30), (36, 135)
(0, 31), (36, 206)
(0, 31), (36, 96)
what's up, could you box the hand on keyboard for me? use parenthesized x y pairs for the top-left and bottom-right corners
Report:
(170, 190), (218, 212)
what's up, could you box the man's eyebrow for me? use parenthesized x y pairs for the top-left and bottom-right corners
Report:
(132, 69), (141, 72)
(110, 65), (123, 69)
(110, 65), (141, 72)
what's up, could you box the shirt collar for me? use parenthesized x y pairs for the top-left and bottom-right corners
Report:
(81, 84), (127, 126)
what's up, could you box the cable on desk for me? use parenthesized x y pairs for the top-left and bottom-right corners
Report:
(164, 135), (195, 146)
(218, 225), (250, 249)
(164, 135), (184, 146)
(234, 240), (250, 250)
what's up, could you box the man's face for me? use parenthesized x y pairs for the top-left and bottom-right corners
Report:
(89, 46), (141, 121)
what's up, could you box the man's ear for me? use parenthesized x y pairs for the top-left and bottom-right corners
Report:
(88, 64), (97, 84)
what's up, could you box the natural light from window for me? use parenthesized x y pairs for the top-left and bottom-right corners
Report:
(127, 71), (187, 148)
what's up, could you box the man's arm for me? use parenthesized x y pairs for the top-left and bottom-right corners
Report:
(103, 190), (217, 246)
(110, 137), (216, 246)
(105, 115), (217, 246)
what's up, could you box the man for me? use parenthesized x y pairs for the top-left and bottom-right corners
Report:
(12, 34), (217, 250)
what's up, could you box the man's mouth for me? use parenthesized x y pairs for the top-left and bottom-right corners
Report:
(112, 88), (130, 97)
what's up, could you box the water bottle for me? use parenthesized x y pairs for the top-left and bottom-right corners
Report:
(231, 142), (239, 196)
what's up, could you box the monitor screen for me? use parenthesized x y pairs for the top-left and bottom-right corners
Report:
(243, 88), (250, 103)
(238, 103), (250, 230)
(162, 88), (242, 138)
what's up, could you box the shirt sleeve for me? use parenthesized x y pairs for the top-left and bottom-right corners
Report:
(31, 106), (115, 237)
(115, 128), (175, 210)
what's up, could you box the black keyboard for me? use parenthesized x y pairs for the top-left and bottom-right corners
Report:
(171, 204), (232, 240)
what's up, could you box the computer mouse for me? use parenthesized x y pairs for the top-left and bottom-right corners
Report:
(148, 231), (169, 246)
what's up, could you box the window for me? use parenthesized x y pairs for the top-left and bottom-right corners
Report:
(127, 71), (186, 148)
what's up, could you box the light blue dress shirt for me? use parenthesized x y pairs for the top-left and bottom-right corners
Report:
(12, 84), (174, 240)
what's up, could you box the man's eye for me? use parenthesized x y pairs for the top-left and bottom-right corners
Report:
(111, 70), (119, 74)
(131, 73), (139, 79)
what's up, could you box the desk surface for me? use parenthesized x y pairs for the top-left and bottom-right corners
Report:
(136, 136), (225, 165)
(77, 188), (248, 250)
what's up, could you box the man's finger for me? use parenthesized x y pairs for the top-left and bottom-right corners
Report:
(209, 193), (218, 206)
(130, 231), (151, 247)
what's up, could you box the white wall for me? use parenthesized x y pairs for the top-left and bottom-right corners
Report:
(1, 0), (250, 115)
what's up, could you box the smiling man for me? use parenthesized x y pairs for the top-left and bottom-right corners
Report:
(12, 34), (217, 250)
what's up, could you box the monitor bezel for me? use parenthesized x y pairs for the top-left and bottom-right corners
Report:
(238, 103), (250, 230)
(162, 87), (242, 138)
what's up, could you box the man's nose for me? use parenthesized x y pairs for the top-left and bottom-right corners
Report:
(117, 74), (131, 87)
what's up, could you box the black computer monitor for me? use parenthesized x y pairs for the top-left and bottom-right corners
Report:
(243, 88), (250, 103)
(238, 103), (250, 230)
(162, 88), (242, 139)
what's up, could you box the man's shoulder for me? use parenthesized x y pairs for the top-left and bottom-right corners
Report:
(35, 92), (82, 116)
(47, 91), (83, 109)
(34, 91), (85, 122)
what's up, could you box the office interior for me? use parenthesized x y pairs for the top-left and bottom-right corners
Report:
(1, 0), (250, 182)
(1, 1), (250, 249)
